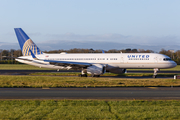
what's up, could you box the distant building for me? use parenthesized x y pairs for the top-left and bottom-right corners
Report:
(168, 50), (175, 53)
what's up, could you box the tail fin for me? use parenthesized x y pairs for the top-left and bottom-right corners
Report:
(14, 28), (43, 56)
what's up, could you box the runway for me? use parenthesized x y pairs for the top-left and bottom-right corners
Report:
(0, 87), (180, 100)
(0, 70), (180, 74)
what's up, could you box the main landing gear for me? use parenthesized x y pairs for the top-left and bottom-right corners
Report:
(78, 69), (100, 77)
(153, 68), (159, 78)
(78, 74), (100, 77)
(78, 69), (88, 77)
(78, 74), (87, 77)
(91, 74), (100, 77)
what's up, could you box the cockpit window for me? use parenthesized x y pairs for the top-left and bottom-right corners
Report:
(163, 58), (172, 61)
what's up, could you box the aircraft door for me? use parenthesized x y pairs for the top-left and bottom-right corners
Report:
(154, 57), (158, 63)
(120, 57), (124, 63)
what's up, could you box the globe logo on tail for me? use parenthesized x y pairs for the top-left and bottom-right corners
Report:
(22, 39), (43, 56)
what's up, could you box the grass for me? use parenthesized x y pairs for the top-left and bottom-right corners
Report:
(0, 64), (180, 71)
(29, 72), (178, 77)
(0, 64), (53, 70)
(0, 64), (179, 119)
(29, 72), (82, 76)
(0, 75), (180, 88)
(0, 100), (179, 119)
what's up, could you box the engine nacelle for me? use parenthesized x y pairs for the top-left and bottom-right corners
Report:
(87, 64), (106, 75)
(107, 68), (126, 74)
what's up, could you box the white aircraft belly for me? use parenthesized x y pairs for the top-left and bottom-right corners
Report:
(108, 63), (174, 69)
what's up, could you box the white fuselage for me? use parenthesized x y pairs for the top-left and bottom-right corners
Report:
(16, 53), (177, 70)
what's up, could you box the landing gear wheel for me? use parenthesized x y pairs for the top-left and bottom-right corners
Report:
(153, 75), (157, 78)
(91, 75), (100, 77)
(78, 74), (87, 77)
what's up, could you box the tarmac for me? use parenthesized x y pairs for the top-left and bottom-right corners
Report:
(0, 87), (180, 100)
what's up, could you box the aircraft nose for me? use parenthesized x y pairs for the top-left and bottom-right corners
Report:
(171, 61), (177, 68)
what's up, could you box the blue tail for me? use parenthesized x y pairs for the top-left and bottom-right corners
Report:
(14, 28), (43, 56)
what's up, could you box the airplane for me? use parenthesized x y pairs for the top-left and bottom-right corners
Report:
(14, 28), (177, 78)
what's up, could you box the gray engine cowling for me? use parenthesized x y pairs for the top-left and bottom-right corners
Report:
(107, 68), (126, 74)
(87, 64), (106, 75)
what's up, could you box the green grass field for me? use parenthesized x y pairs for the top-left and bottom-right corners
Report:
(29, 72), (179, 77)
(0, 64), (180, 119)
(0, 64), (179, 88)
(0, 100), (179, 120)
(0, 75), (179, 88)
(0, 64), (53, 70)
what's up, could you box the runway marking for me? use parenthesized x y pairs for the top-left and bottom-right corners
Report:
(42, 88), (50, 89)
(148, 87), (158, 89)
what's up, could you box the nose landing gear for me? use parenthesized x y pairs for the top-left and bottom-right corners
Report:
(153, 68), (159, 78)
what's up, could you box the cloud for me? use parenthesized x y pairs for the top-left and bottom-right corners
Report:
(44, 33), (180, 46)
(45, 33), (129, 42)
(37, 40), (180, 52)
(1, 33), (180, 52)
(28, 32), (42, 37)
(0, 42), (19, 50)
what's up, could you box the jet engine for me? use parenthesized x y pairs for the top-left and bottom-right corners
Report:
(87, 64), (106, 75)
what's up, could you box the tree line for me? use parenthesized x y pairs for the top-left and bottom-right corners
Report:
(0, 48), (179, 64)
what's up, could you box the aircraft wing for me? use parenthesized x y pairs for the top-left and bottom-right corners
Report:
(17, 49), (92, 69)
(44, 59), (92, 68)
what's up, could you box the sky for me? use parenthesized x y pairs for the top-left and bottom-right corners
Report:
(0, 0), (180, 52)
